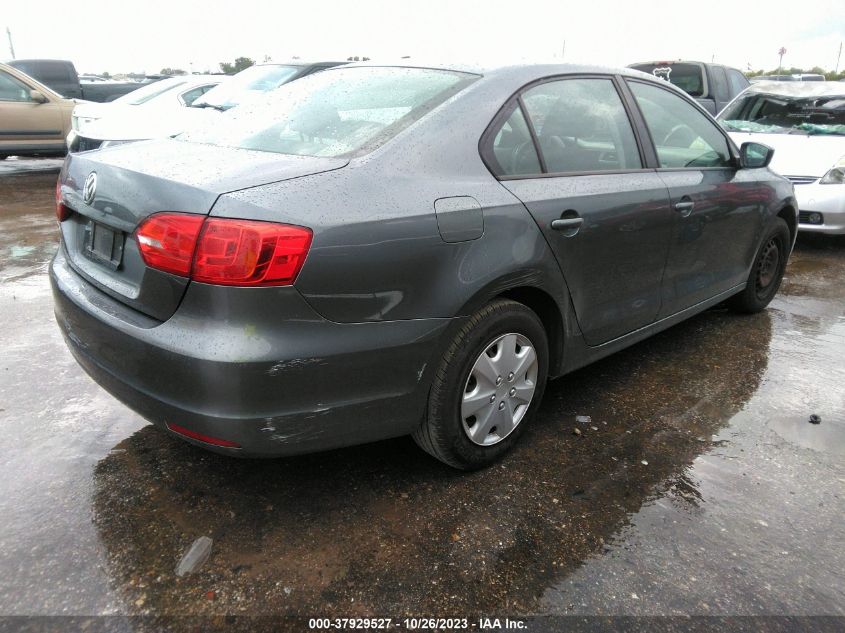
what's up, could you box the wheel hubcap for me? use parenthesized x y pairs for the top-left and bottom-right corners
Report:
(756, 238), (780, 292)
(461, 333), (539, 446)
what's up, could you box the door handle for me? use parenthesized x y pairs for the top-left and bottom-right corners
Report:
(674, 198), (694, 217)
(550, 217), (584, 231)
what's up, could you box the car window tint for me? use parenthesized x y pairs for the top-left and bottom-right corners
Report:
(489, 106), (542, 176)
(0, 70), (34, 102)
(628, 81), (732, 168)
(521, 78), (642, 173)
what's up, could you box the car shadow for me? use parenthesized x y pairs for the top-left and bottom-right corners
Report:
(90, 307), (772, 617)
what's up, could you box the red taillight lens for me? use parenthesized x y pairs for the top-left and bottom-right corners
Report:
(166, 423), (241, 448)
(55, 180), (71, 222)
(136, 213), (313, 286)
(136, 213), (205, 277)
(192, 219), (313, 286)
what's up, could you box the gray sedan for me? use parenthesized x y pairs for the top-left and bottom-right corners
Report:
(51, 62), (797, 469)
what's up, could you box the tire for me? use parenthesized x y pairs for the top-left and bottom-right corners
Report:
(413, 299), (549, 470)
(727, 217), (790, 314)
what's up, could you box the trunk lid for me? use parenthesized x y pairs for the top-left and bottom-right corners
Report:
(59, 139), (346, 321)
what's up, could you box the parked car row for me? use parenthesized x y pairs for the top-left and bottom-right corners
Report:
(67, 75), (224, 152)
(5, 59), (158, 102)
(66, 61), (345, 151)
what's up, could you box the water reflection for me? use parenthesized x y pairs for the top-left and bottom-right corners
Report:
(91, 308), (771, 615)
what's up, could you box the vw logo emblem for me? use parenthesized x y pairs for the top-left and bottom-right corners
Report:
(83, 172), (97, 205)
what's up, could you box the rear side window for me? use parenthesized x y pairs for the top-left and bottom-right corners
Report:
(521, 78), (642, 173)
(490, 106), (542, 176)
(628, 80), (732, 168)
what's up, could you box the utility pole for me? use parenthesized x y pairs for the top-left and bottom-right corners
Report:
(6, 27), (14, 59)
(836, 41), (842, 74)
(561, 40), (566, 61)
(777, 46), (786, 75)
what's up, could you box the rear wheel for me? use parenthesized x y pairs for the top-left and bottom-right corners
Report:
(413, 299), (549, 469)
(727, 217), (790, 313)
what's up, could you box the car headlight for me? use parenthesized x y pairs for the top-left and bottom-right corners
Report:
(820, 166), (845, 184)
(820, 156), (845, 184)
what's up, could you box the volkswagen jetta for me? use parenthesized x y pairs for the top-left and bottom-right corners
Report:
(51, 63), (797, 469)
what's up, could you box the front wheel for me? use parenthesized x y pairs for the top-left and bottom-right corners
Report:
(727, 217), (790, 313)
(413, 299), (549, 470)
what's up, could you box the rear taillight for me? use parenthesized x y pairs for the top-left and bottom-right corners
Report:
(55, 180), (71, 222)
(135, 213), (313, 286)
(136, 213), (205, 277)
(193, 219), (312, 286)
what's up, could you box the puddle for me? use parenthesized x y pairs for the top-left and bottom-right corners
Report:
(769, 416), (845, 456)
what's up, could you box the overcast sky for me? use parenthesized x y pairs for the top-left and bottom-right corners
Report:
(3, 0), (844, 75)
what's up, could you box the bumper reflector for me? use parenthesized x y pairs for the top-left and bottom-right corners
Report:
(166, 423), (241, 448)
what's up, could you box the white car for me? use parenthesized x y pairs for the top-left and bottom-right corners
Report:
(718, 82), (845, 234)
(68, 75), (224, 151)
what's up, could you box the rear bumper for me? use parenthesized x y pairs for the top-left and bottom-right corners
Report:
(50, 247), (453, 456)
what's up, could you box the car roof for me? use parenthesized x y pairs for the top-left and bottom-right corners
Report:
(337, 59), (665, 82)
(743, 81), (845, 97)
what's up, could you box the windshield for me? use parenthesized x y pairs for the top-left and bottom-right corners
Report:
(630, 63), (705, 97)
(192, 65), (301, 110)
(180, 66), (477, 158)
(720, 93), (845, 136)
(114, 78), (186, 105)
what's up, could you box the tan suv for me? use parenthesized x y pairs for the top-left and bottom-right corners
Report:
(0, 62), (74, 159)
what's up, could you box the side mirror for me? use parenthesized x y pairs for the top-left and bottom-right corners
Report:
(29, 90), (48, 104)
(740, 141), (774, 168)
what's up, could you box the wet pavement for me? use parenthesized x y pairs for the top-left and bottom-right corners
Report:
(1, 171), (843, 628)
(0, 157), (63, 176)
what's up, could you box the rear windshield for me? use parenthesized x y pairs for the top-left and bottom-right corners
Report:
(631, 63), (706, 97)
(720, 93), (845, 136)
(181, 66), (478, 158)
(192, 65), (302, 110)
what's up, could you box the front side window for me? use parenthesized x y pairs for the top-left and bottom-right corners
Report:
(0, 71), (34, 102)
(719, 92), (845, 136)
(521, 78), (642, 173)
(181, 67), (477, 158)
(629, 81), (733, 168)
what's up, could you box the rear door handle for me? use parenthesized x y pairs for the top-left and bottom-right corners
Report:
(674, 199), (694, 217)
(550, 218), (584, 231)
